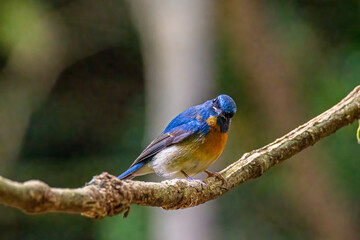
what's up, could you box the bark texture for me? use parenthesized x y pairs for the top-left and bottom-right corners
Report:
(0, 85), (359, 219)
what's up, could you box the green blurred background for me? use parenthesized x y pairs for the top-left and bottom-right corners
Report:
(0, 0), (359, 240)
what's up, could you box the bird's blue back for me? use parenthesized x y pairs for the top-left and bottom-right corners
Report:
(164, 100), (213, 136)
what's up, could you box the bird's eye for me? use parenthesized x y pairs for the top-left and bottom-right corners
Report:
(212, 98), (217, 103)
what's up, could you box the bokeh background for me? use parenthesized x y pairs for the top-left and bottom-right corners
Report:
(0, 0), (359, 240)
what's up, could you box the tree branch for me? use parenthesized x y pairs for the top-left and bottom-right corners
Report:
(1, 85), (360, 219)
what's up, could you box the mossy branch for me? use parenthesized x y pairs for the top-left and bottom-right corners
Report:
(1, 86), (359, 219)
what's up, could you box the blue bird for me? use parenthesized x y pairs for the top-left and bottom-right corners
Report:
(118, 94), (237, 182)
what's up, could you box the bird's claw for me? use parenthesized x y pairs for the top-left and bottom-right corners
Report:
(204, 170), (227, 184)
(181, 170), (206, 186)
(190, 179), (206, 186)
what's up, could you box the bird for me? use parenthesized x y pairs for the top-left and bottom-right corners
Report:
(118, 94), (237, 183)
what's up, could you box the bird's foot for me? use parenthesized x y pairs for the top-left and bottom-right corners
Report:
(204, 170), (227, 184)
(188, 178), (206, 186)
(181, 170), (206, 186)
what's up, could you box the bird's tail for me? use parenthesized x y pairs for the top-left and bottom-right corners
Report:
(117, 162), (146, 179)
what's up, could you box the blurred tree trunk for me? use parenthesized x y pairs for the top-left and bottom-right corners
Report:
(222, 1), (359, 239)
(128, 1), (217, 240)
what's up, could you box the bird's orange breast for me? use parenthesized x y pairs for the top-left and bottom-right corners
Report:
(162, 116), (229, 177)
(199, 116), (228, 160)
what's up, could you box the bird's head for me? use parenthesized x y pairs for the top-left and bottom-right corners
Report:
(211, 94), (237, 132)
(212, 94), (237, 119)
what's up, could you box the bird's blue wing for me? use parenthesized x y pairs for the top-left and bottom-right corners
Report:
(118, 123), (199, 179)
(128, 120), (200, 169)
(118, 107), (203, 179)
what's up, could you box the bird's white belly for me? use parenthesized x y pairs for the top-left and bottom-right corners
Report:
(149, 144), (215, 178)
